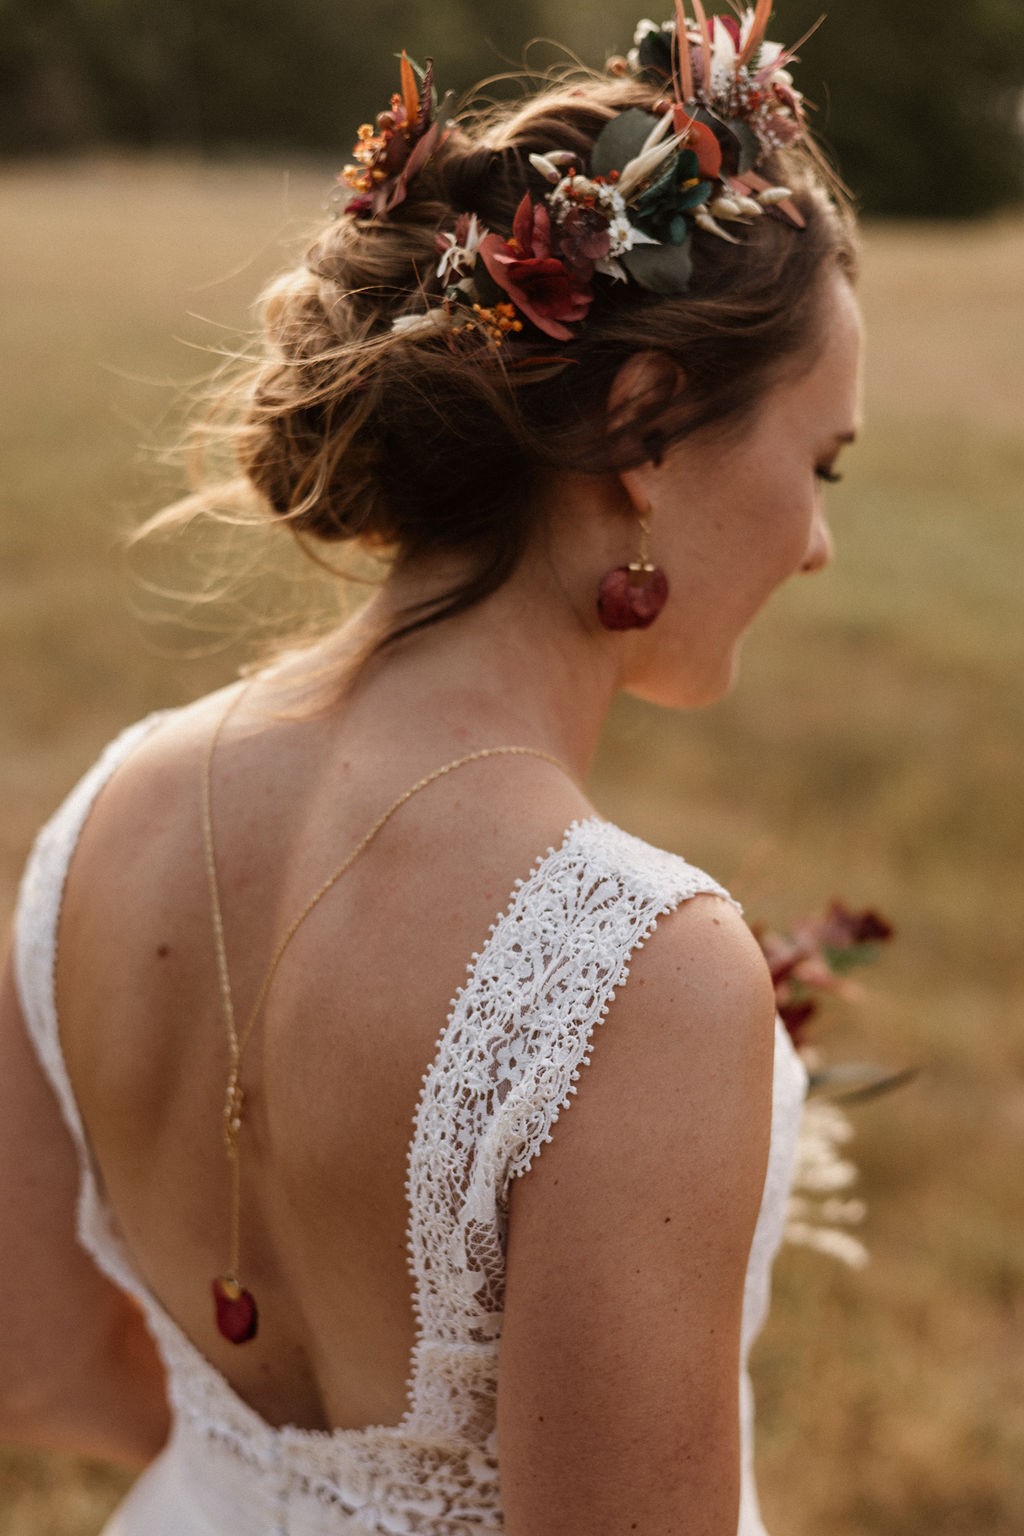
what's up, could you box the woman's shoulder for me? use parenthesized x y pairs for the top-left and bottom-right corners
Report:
(16, 687), (241, 944)
(492, 815), (772, 1128)
(79, 686), (239, 816)
(527, 819), (777, 1161)
(29, 687), (236, 848)
(534, 816), (772, 1058)
(12, 693), (217, 1044)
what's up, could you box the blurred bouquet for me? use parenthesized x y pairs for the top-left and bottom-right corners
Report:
(753, 900), (911, 1267)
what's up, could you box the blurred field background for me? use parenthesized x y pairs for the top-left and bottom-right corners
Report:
(1, 3), (1023, 1531)
(2, 155), (1022, 1536)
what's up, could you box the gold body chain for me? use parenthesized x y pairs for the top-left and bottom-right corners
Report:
(200, 683), (574, 1340)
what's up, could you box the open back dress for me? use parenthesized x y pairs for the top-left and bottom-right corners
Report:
(13, 710), (808, 1536)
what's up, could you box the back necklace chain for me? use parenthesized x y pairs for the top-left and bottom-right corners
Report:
(200, 683), (575, 1343)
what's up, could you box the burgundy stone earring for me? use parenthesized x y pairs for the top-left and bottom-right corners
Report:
(597, 511), (669, 631)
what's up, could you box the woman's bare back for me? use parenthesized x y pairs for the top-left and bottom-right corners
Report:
(11, 669), (789, 1536)
(56, 679), (592, 1431)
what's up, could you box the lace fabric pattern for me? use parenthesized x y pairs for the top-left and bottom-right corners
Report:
(12, 711), (807, 1536)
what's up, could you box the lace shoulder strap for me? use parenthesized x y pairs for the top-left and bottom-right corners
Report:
(496, 818), (741, 1188)
(406, 817), (740, 1358)
(12, 712), (170, 1194)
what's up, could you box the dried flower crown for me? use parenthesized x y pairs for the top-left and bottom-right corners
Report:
(339, 3), (815, 347)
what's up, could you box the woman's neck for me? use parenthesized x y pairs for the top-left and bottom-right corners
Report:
(325, 547), (624, 781)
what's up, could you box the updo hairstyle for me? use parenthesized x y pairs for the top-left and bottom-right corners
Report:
(225, 71), (858, 645)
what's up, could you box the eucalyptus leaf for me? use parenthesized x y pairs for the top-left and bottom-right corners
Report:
(806, 1064), (919, 1105)
(635, 151), (681, 209)
(622, 237), (693, 294)
(591, 108), (662, 179)
(729, 118), (760, 175)
(633, 149), (710, 244)
(637, 30), (673, 78)
(824, 943), (884, 974)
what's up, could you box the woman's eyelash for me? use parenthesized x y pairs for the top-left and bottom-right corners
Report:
(816, 467), (843, 484)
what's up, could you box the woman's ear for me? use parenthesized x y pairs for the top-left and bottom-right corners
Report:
(605, 352), (684, 450)
(607, 353), (684, 516)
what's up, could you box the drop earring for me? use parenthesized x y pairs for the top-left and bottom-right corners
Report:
(597, 510), (669, 631)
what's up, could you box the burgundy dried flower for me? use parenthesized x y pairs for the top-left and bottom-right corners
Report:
(753, 901), (895, 1048)
(556, 204), (613, 280)
(479, 194), (594, 341)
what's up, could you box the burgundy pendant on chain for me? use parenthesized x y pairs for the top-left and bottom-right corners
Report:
(597, 561), (670, 631)
(213, 1275), (259, 1343)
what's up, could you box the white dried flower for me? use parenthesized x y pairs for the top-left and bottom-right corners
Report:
(694, 206), (741, 243)
(607, 213), (658, 256)
(783, 1097), (869, 1269)
(616, 122), (685, 200)
(529, 153), (563, 185)
(436, 213), (483, 285)
(709, 195), (746, 220)
(758, 185), (794, 206)
(755, 40), (794, 88)
(391, 308), (450, 339)
(549, 175), (627, 230)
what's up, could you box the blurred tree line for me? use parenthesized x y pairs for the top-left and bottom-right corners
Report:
(2, 0), (1022, 216)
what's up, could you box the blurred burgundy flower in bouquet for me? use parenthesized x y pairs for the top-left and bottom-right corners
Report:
(754, 900), (894, 1048)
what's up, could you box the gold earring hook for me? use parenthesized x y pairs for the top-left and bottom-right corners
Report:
(637, 517), (650, 569)
(633, 505), (654, 573)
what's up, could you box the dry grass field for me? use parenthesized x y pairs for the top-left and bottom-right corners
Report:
(1, 161), (1022, 1534)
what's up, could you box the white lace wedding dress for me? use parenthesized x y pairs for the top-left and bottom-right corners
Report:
(13, 711), (808, 1536)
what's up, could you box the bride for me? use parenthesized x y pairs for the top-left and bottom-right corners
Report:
(0, 9), (861, 1534)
